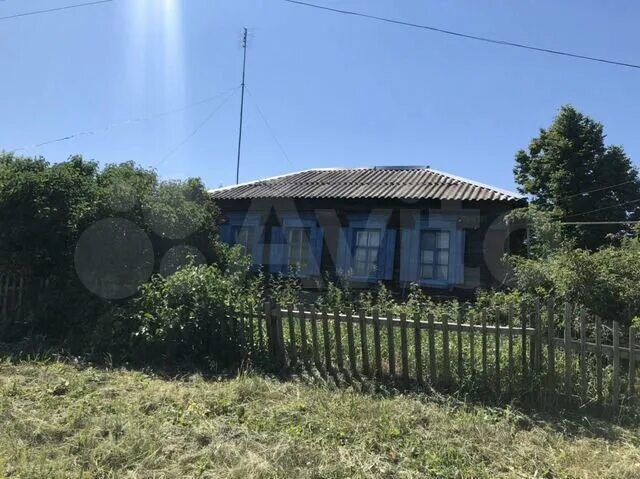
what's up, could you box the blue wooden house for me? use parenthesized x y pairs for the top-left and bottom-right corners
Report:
(210, 166), (524, 295)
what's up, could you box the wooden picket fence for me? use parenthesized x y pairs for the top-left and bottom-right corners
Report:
(0, 272), (25, 329)
(228, 301), (640, 415)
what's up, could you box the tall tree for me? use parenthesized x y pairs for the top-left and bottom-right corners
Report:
(514, 105), (640, 249)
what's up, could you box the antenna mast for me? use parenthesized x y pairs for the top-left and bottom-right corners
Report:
(236, 27), (248, 184)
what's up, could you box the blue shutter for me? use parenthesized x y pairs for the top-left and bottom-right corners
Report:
(269, 227), (286, 274)
(455, 230), (465, 285)
(400, 228), (419, 283)
(309, 226), (323, 276)
(251, 226), (264, 268)
(379, 229), (396, 280)
(219, 224), (231, 245)
(335, 227), (352, 278)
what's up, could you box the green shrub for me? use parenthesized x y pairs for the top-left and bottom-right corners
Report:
(130, 249), (262, 368)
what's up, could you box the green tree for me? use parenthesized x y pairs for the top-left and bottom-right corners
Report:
(514, 105), (640, 249)
(0, 153), (226, 344)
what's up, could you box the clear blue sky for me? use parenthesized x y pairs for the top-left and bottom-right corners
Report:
(1, 0), (639, 192)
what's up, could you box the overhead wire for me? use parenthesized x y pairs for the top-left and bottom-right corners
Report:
(281, 0), (640, 70)
(245, 87), (294, 169)
(0, 0), (113, 21)
(155, 87), (240, 168)
(7, 86), (241, 153)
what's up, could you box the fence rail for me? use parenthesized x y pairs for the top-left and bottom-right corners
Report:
(235, 301), (640, 414)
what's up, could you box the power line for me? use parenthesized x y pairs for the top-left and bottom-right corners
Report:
(564, 197), (640, 218)
(0, 0), (112, 21)
(155, 87), (239, 168)
(282, 0), (640, 70)
(557, 179), (637, 201)
(561, 221), (640, 226)
(245, 87), (294, 169)
(8, 86), (241, 153)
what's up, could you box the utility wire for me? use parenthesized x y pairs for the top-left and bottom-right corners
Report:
(7, 86), (240, 153)
(0, 0), (112, 21)
(564, 197), (640, 218)
(155, 87), (240, 168)
(245, 87), (294, 169)
(557, 179), (637, 201)
(282, 0), (640, 70)
(561, 221), (640, 225)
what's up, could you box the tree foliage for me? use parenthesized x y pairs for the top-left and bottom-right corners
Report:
(514, 105), (640, 249)
(0, 153), (225, 341)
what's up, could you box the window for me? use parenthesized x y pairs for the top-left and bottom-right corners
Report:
(287, 227), (311, 271)
(353, 229), (381, 277)
(232, 226), (255, 256)
(420, 230), (450, 281)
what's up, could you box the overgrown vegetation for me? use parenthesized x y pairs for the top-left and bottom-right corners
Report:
(1, 360), (639, 478)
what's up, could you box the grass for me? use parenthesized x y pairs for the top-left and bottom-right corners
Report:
(1, 360), (639, 478)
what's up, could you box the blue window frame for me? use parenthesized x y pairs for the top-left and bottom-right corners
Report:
(337, 213), (395, 282)
(352, 228), (381, 278)
(419, 230), (450, 281)
(400, 213), (464, 288)
(269, 213), (323, 277)
(219, 213), (264, 269)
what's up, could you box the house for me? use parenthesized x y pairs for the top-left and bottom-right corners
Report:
(210, 166), (525, 296)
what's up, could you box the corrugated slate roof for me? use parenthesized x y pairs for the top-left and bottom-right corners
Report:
(209, 167), (524, 202)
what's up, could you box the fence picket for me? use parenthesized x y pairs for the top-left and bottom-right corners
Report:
(414, 311), (423, 386)
(287, 304), (297, 366)
(387, 309), (396, 378)
(428, 311), (437, 383)
(275, 306), (286, 367)
(457, 307), (463, 381)
(595, 316), (603, 407)
(322, 307), (332, 373)
(469, 311), (476, 380)
(481, 310), (488, 378)
(495, 309), (501, 396)
(546, 299), (555, 397)
(310, 306), (321, 370)
(2, 273), (8, 320)
(579, 310), (588, 405)
(442, 313), (450, 383)
(373, 309), (382, 378)
(298, 305), (309, 366)
(507, 305), (514, 395)
(400, 312), (409, 383)
(534, 299), (543, 375)
(613, 320), (621, 409)
(359, 309), (370, 376)
(334, 308), (344, 370)
(346, 309), (357, 375)
(521, 306), (528, 383)
(564, 303), (572, 399)
(629, 326), (636, 402)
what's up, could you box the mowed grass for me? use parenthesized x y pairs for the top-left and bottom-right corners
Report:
(0, 361), (639, 478)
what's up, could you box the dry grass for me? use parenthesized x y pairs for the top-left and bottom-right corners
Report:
(0, 360), (639, 478)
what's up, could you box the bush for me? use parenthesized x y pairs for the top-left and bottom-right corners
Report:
(129, 249), (262, 368)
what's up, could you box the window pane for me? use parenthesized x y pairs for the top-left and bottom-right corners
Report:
(368, 230), (381, 247)
(422, 231), (436, 250)
(437, 250), (449, 265)
(354, 248), (367, 263)
(421, 265), (434, 279)
(287, 228), (310, 270)
(421, 250), (434, 264)
(436, 265), (448, 280)
(354, 261), (367, 277)
(437, 231), (450, 249)
(356, 230), (368, 246)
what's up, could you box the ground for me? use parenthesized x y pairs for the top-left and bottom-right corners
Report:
(0, 360), (639, 478)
